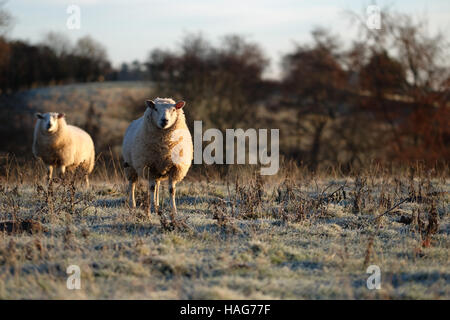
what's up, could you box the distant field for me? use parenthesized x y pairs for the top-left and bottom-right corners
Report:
(0, 166), (448, 299)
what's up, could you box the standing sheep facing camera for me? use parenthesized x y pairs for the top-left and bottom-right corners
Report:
(122, 98), (193, 220)
(32, 112), (95, 187)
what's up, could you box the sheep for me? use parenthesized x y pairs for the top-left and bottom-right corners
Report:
(32, 112), (95, 187)
(122, 97), (193, 221)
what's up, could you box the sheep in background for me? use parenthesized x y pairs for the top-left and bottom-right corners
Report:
(32, 112), (95, 187)
(122, 98), (193, 221)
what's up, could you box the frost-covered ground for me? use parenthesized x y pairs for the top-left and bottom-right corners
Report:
(0, 173), (448, 299)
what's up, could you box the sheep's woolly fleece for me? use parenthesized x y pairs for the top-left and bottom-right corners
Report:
(154, 97), (176, 104)
(122, 98), (193, 183)
(32, 114), (95, 174)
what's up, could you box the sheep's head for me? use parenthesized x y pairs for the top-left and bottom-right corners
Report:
(145, 98), (185, 130)
(35, 112), (65, 134)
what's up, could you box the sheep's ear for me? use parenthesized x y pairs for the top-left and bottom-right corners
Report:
(175, 101), (186, 109)
(145, 100), (156, 110)
(35, 113), (44, 119)
(57, 113), (65, 119)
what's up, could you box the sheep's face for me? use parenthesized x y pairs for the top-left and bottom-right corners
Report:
(35, 112), (65, 134)
(145, 99), (185, 130)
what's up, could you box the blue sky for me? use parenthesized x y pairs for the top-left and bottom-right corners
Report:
(4, 0), (450, 78)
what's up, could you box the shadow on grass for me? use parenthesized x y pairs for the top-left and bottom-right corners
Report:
(175, 195), (216, 206)
(91, 222), (157, 236)
(91, 194), (211, 209)
(93, 198), (126, 208)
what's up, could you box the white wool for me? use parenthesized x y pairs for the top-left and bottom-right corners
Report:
(154, 97), (176, 105)
(32, 112), (95, 187)
(122, 97), (193, 214)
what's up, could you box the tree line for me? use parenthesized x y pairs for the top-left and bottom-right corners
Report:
(0, 31), (112, 93)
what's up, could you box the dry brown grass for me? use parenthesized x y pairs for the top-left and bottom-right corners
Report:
(0, 157), (448, 299)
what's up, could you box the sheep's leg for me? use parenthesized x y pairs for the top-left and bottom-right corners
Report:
(148, 179), (157, 218)
(47, 165), (53, 183)
(58, 166), (66, 180)
(128, 181), (136, 208)
(124, 164), (137, 208)
(168, 179), (188, 230)
(169, 178), (177, 220)
(85, 175), (90, 189)
(154, 181), (160, 214)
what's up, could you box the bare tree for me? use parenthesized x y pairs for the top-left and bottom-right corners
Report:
(281, 28), (347, 171)
(0, 1), (12, 36)
(73, 35), (111, 82)
(75, 35), (108, 62)
(346, 8), (450, 165)
(41, 31), (72, 57)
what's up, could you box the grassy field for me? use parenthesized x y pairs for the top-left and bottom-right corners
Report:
(0, 161), (448, 299)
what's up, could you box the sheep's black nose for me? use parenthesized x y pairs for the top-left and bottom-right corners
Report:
(161, 119), (168, 127)
(46, 123), (51, 130)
